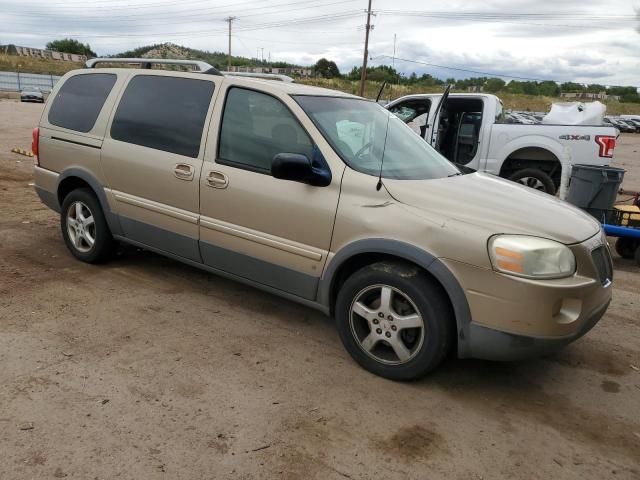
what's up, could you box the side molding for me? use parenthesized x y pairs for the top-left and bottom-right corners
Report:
(57, 167), (123, 236)
(318, 239), (473, 357)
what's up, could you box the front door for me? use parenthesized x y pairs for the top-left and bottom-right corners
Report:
(199, 86), (341, 300)
(101, 73), (218, 261)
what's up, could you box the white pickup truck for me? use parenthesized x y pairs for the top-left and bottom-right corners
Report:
(385, 91), (618, 197)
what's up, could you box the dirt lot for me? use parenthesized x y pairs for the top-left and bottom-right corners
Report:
(1, 99), (639, 479)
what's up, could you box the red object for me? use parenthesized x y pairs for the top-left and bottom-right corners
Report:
(31, 127), (39, 163)
(595, 135), (616, 158)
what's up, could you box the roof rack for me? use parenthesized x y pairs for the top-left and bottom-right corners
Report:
(221, 71), (295, 83)
(85, 58), (223, 76)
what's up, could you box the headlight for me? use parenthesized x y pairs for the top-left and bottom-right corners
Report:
(488, 235), (576, 279)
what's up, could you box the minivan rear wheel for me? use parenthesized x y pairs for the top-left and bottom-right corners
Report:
(60, 188), (115, 263)
(335, 261), (454, 380)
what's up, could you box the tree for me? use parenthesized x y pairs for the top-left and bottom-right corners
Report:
(484, 78), (506, 93)
(620, 93), (640, 103)
(560, 82), (585, 93)
(608, 85), (638, 96)
(313, 58), (340, 78)
(538, 81), (560, 97)
(586, 84), (606, 93)
(505, 80), (525, 94)
(46, 38), (96, 58)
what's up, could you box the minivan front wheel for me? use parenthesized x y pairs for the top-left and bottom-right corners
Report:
(61, 188), (115, 263)
(335, 261), (454, 380)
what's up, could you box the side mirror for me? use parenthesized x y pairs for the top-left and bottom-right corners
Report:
(271, 153), (331, 187)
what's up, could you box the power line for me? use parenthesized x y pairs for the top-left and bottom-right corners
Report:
(3, 0), (359, 22)
(374, 10), (638, 30)
(5, 11), (363, 37)
(4, 0), (269, 12)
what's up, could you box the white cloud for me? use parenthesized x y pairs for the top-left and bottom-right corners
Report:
(0, 0), (638, 86)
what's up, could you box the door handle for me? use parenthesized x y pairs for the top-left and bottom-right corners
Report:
(206, 170), (229, 189)
(174, 163), (194, 181)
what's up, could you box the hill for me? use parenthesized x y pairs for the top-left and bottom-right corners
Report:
(112, 42), (304, 71)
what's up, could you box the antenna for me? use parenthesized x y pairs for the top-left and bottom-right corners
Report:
(376, 110), (392, 191)
(375, 81), (387, 102)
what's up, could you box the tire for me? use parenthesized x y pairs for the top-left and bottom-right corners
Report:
(635, 245), (640, 267)
(508, 168), (556, 195)
(60, 188), (115, 263)
(335, 261), (455, 381)
(615, 237), (637, 259)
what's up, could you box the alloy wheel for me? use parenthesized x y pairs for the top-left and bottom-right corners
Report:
(66, 201), (96, 253)
(349, 284), (425, 365)
(517, 176), (547, 191)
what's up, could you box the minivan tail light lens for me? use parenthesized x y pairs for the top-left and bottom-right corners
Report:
(595, 135), (615, 158)
(32, 127), (40, 165)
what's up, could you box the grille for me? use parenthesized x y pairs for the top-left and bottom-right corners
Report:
(591, 245), (613, 285)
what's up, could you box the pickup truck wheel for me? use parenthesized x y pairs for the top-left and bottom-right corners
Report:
(615, 237), (637, 259)
(60, 188), (115, 264)
(508, 168), (556, 195)
(335, 261), (454, 381)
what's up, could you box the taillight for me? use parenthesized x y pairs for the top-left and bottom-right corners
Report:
(595, 135), (615, 158)
(32, 127), (39, 165)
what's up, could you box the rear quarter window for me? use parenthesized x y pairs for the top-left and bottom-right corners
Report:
(48, 73), (117, 133)
(110, 75), (215, 158)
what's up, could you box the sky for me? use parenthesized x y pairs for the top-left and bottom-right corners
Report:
(1, 0), (639, 86)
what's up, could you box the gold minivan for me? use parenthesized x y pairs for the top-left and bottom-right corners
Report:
(33, 58), (613, 380)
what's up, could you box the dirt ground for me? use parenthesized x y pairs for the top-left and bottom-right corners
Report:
(1, 99), (639, 480)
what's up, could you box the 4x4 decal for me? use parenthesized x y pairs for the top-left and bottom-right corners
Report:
(559, 134), (591, 141)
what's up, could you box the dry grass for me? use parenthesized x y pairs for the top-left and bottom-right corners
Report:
(0, 54), (82, 76)
(298, 78), (640, 115)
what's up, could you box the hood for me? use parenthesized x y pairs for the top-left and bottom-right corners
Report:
(383, 173), (601, 245)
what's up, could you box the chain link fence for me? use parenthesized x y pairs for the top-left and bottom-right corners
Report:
(0, 71), (61, 92)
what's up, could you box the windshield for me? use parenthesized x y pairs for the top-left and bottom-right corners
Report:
(293, 96), (460, 180)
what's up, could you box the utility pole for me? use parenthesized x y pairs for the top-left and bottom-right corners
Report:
(390, 33), (396, 100)
(358, 0), (373, 97)
(225, 16), (236, 72)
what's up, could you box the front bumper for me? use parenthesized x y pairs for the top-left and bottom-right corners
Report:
(446, 232), (613, 360)
(461, 299), (609, 361)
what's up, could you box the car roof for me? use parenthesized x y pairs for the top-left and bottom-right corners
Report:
(227, 75), (359, 98)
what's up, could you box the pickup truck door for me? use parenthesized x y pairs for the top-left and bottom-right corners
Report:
(427, 85), (451, 151)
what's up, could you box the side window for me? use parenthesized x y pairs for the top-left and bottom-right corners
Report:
(110, 75), (215, 158)
(218, 87), (314, 173)
(389, 104), (418, 122)
(48, 73), (116, 132)
(388, 100), (430, 137)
